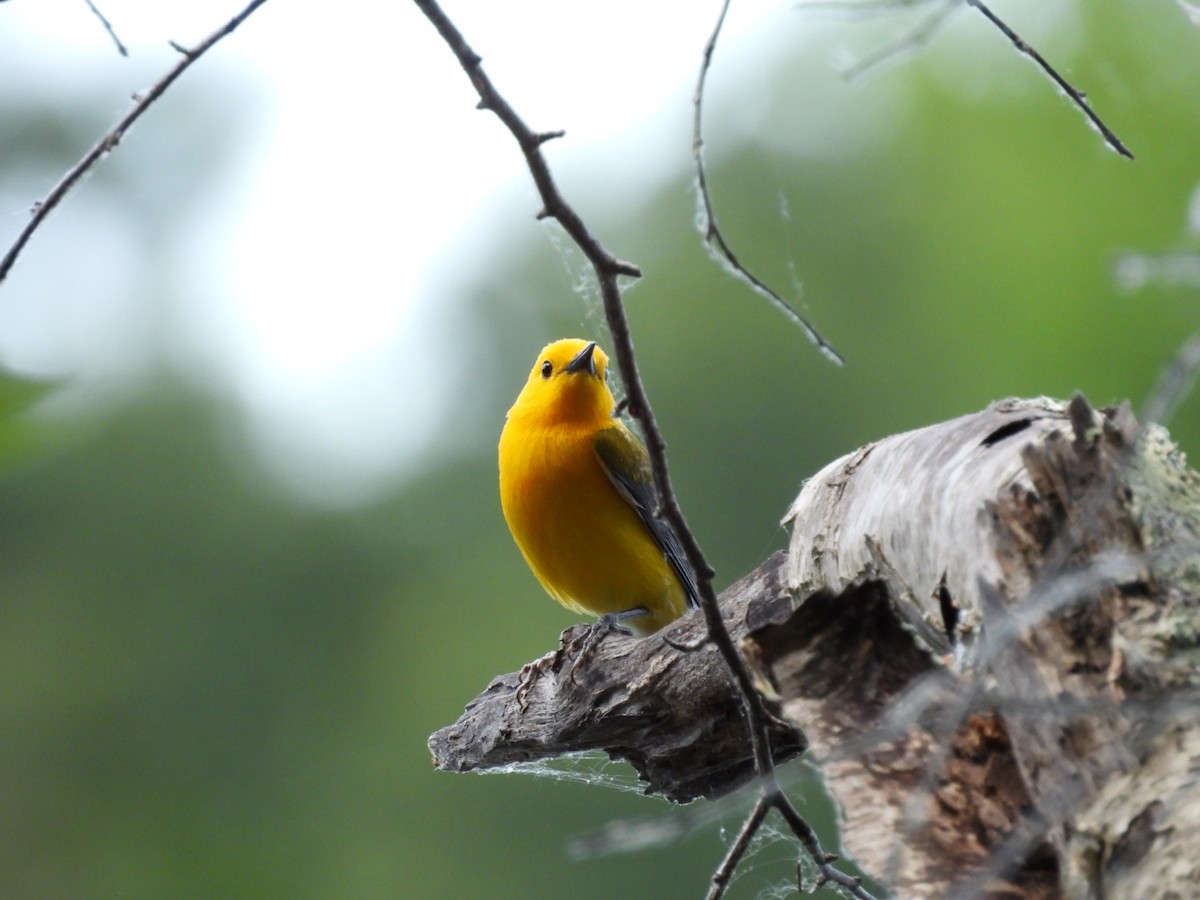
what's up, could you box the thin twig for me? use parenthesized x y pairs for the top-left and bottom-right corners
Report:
(415, 2), (874, 896)
(707, 797), (769, 900)
(693, 3), (887, 895)
(966, 0), (1134, 159)
(0, 0), (272, 287)
(800, 0), (1134, 158)
(693, 0), (845, 365)
(84, 0), (129, 57)
(410, 4), (639, 284)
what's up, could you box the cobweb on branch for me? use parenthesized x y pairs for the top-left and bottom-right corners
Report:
(489, 749), (854, 898)
(543, 223), (608, 331)
(480, 750), (651, 794)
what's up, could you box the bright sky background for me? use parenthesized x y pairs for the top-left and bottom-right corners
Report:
(0, 0), (794, 502)
(0, 0), (1064, 502)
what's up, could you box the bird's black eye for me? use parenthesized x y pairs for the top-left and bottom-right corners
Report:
(540, 360), (553, 379)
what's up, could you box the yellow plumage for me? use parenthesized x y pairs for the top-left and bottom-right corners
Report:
(498, 339), (698, 635)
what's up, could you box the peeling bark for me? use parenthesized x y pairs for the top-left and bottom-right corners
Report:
(762, 395), (1200, 898)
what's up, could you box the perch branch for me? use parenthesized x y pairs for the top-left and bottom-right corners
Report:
(428, 558), (803, 803)
(429, 555), (874, 898)
(0, 0), (272, 287)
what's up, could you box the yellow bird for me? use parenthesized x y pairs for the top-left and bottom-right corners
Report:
(499, 339), (699, 636)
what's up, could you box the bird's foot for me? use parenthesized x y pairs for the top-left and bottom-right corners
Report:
(515, 648), (561, 711)
(565, 607), (649, 683)
(596, 606), (652, 635)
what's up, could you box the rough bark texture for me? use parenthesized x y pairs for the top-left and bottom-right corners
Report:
(428, 557), (802, 803)
(767, 395), (1200, 898)
(430, 395), (1200, 898)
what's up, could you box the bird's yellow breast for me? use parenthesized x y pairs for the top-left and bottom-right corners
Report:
(498, 417), (685, 634)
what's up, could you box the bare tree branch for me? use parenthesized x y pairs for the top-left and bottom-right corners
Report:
(966, 0), (1133, 159)
(693, 0), (846, 366)
(0, 0), (272, 288)
(83, 0), (129, 57)
(415, 1), (874, 895)
(799, 0), (1135, 159)
(705, 797), (770, 900)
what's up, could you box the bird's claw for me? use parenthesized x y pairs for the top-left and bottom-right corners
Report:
(515, 647), (563, 711)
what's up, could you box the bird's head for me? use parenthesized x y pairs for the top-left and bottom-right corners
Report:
(508, 338), (615, 424)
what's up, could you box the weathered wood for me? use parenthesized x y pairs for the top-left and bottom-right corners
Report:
(430, 395), (1200, 898)
(428, 555), (803, 803)
(755, 395), (1200, 898)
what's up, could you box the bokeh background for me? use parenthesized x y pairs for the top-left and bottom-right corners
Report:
(0, 1), (1197, 897)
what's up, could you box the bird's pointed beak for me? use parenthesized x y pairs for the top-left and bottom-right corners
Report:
(564, 341), (597, 376)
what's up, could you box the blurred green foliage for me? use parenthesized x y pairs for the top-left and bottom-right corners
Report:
(1, 2), (1198, 898)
